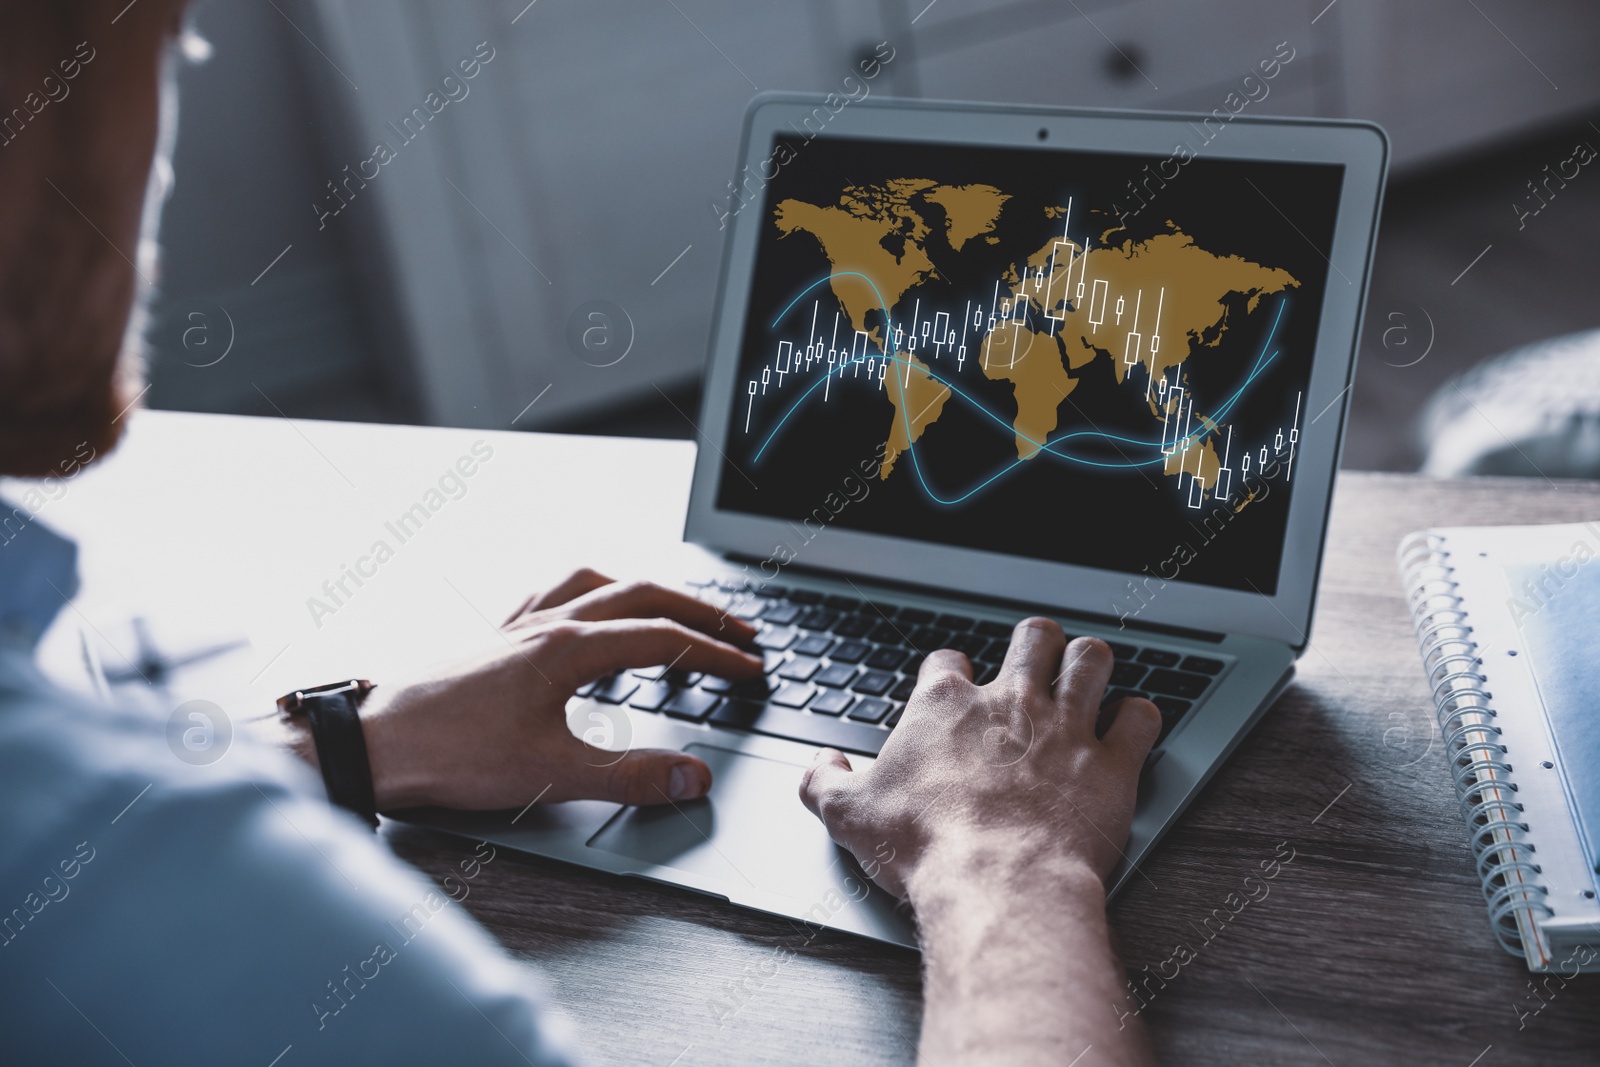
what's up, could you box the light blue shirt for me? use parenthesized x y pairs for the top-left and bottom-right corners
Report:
(0, 508), (578, 1066)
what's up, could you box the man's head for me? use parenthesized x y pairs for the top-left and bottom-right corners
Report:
(0, 2), (187, 476)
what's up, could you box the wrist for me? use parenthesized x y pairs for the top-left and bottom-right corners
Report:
(906, 831), (1106, 919)
(276, 684), (436, 810)
(357, 685), (441, 810)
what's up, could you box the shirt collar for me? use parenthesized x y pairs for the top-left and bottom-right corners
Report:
(0, 499), (78, 653)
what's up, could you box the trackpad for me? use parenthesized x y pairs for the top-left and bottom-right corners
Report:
(587, 744), (860, 903)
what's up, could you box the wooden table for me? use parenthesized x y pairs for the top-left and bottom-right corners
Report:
(389, 475), (1600, 1067)
(30, 414), (1600, 1066)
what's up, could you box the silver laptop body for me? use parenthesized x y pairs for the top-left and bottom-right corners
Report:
(411, 94), (1387, 948)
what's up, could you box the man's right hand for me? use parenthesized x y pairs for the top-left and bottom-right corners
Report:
(799, 618), (1161, 899)
(799, 618), (1162, 1067)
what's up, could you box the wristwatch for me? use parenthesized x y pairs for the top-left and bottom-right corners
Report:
(277, 679), (378, 828)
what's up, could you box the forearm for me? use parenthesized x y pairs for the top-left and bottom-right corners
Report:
(909, 837), (1153, 1067)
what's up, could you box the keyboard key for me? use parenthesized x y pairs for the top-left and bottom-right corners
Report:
(1153, 696), (1192, 718)
(1137, 648), (1181, 668)
(823, 594), (861, 611)
(789, 590), (824, 605)
(697, 675), (738, 694)
(1109, 661), (1148, 688)
(902, 652), (925, 674)
(762, 649), (788, 673)
(769, 682), (817, 708)
(890, 677), (917, 701)
(847, 697), (893, 724)
(760, 602), (802, 625)
(896, 607), (935, 624)
(934, 613), (975, 630)
(832, 615), (875, 639)
(909, 626), (953, 649)
(975, 640), (1008, 665)
(814, 663), (858, 688)
(809, 689), (855, 716)
(864, 647), (908, 671)
(1106, 641), (1138, 660)
(1180, 655), (1225, 676)
(777, 656), (821, 682)
(709, 699), (890, 755)
(886, 705), (905, 728)
(699, 589), (734, 610)
(868, 622), (907, 645)
(1154, 697), (1192, 740)
(975, 619), (1014, 638)
(755, 627), (798, 651)
(575, 679), (600, 698)
(662, 689), (721, 722)
(749, 584), (785, 599)
(945, 634), (988, 657)
(797, 608), (841, 630)
(631, 664), (673, 681)
(729, 675), (776, 700)
(1143, 669), (1210, 699)
(729, 600), (765, 621)
(591, 675), (639, 704)
(851, 670), (896, 696)
(793, 633), (834, 657)
(828, 640), (871, 664)
(974, 663), (1000, 684)
(628, 682), (675, 711)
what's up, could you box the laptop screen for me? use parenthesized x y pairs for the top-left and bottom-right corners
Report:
(713, 133), (1345, 597)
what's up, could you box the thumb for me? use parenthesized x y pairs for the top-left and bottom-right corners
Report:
(566, 744), (714, 805)
(799, 747), (857, 828)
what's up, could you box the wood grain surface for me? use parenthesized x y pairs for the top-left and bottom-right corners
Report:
(385, 472), (1600, 1067)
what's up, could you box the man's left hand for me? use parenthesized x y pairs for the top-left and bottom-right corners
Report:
(348, 568), (762, 811)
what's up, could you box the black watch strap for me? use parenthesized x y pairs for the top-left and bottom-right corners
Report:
(278, 680), (378, 828)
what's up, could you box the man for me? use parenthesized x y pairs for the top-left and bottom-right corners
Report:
(0, 4), (1162, 1064)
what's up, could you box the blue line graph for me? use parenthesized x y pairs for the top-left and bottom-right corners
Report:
(752, 270), (1291, 507)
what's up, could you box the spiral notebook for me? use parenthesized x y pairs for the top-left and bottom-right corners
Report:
(1400, 521), (1600, 973)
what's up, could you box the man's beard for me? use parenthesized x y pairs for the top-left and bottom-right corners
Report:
(0, 41), (176, 479)
(0, 274), (150, 480)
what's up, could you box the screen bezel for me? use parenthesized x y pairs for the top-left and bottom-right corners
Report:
(685, 93), (1387, 649)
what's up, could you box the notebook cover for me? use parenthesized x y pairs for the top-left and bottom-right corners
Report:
(1507, 559), (1600, 874)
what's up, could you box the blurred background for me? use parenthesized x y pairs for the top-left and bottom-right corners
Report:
(146, 0), (1600, 475)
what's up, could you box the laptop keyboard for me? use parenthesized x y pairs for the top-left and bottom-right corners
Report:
(575, 580), (1228, 757)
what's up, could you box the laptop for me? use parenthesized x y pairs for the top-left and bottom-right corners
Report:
(412, 93), (1387, 947)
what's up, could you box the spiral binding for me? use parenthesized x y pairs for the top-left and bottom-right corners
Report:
(1398, 532), (1552, 958)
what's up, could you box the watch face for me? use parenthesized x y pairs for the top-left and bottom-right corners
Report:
(279, 679), (373, 713)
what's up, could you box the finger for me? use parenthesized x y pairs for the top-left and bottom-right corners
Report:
(560, 744), (715, 805)
(541, 618), (763, 688)
(552, 580), (758, 644)
(918, 648), (974, 683)
(997, 617), (1067, 694)
(503, 567), (613, 624)
(799, 748), (856, 826)
(1054, 636), (1115, 728)
(1101, 696), (1162, 772)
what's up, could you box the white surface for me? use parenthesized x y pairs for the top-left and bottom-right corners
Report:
(15, 410), (711, 718)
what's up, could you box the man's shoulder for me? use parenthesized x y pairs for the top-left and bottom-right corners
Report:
(0, 660), (325, 873)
